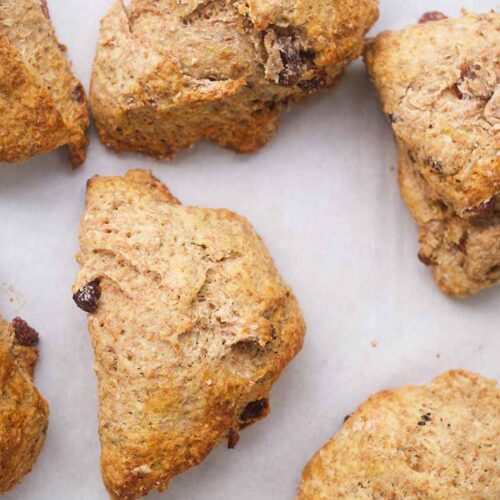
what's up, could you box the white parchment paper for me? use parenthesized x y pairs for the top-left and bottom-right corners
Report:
(1, 1), (498, 498)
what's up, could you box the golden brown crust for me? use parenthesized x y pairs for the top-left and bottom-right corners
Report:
(365, 11), (500, 296)
(90, 0), (378, 159)
(298, 370), (500, 499)
(73, 170), (306, 499)
(0, 0), (89, 166)
(0, 317), (49, 494)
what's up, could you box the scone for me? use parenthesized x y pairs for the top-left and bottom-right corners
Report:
(298, 370), (500, 499)
(0, 0), (89, 166)
(90, 0), (379, 159)
(0, 316), (49, 494)
(72, 170), (305, 499)
(365, 11), (500, 297)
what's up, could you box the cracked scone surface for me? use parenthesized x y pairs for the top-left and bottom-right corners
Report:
(365, 12), (500, 297)
(0, 317), (48, 494)
(298, 370), (500, 499)
(90, 0), (378, 158)
(0, 0), (89, 166)
(73, 170), (305, 499)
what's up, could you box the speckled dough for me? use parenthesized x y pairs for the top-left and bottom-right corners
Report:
(365, 11), (500, 297)
(0, 0), (89, 166)
(0, 317), (48, 494)
(90, 0), (378, 159)
(298, 370), (500, 499)
(73, 170), (305, 499)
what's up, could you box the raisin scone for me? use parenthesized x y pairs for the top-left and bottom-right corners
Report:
(90, 0), (379, 159)
(365, 11), (500, 297)
(0, 316), (49, 494)
(72, 170), (305, 499)
(298, 370), (500, 499)
(0, 0), (89, 166)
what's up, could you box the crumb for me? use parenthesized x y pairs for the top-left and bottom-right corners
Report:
(371, 340), (378, 348)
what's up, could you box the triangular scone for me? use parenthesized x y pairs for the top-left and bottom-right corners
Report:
(0, 0), (89, 166)
(90, 0), (378, 159)
(365, 11), (499, 297)
(298, 370), (500, 499)
(73, 170), (305, 499)
(0, 316), (49, 494)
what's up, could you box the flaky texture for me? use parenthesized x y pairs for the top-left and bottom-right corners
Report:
(0, 317), (48, 494)
(0, 0), (89, 166)
(90, 0), (378, 158)
(298, 370), (500, 499)
(73, 170), (305, 499)
(365, 11), (500, 297)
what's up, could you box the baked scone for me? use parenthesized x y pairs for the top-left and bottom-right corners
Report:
(90, 0), (379, 159)
(0, 316), (49, 494)
(298, 370), (500, 499)
(72, 170), (305, 499)
(365, 11), (500, 297)
(0, 0), (89, 166)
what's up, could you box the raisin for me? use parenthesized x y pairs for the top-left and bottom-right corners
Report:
(452, 83), (464, 100)
(457, 232), (468, 253)
(12, 317), (39, 346)
(227, 428), (240, 449)
(277, 37), (303, 87)
(418, 413), (432, 426)
(40, 0), (50, 19)
(463, 198), (496, 217)
(298, 75), (325, 93)
(418, 250), (434, 266)
(240, 398), (269, 421)
(73, 279), (102, 313)
(72, 83), (85, 104)
(418, 11), (447, 23)
(343, 414), (351, 423)
(424, 157), (444, 174)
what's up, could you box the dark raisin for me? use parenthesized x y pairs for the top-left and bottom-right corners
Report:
(452, 83), (464, 99)
(227, 428), (240, 449)
(298, 75), (325, 93)
(12, 317), (40, 346)
(387, 113), (396, 123)
(277, 37), (303, 87)
(343, 414), (351, 423)
(460, 63), (480, 82)
(73, 279), (102, 313)
(40, 0), (50, 19)
(424, 157), (444, 174)
(418, 250), (434, 266)
(72, 83), (85, 104)
(463, 198), (496, 217)
(457, 232), (468, 253)
(418, 11), (447, 23)
(240, 398), (269, 421)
